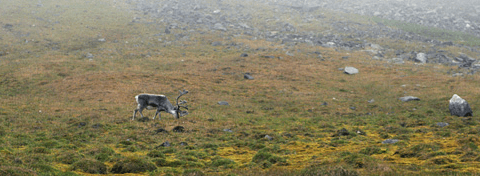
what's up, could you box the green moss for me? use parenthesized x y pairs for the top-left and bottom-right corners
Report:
(252, 150), (288, 168)
(359, 146), (385, 155)
(395, 143), (441, 158)
(211, 156), (236, 168)
(147, 150), (166, 158)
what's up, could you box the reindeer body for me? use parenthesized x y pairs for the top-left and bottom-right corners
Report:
(133, 94), (177, 120)
(132, 90), (189, 121)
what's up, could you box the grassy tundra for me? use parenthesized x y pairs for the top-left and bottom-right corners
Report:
(1, 0), (480, 175)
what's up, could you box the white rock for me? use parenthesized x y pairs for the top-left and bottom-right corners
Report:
(344, 67), (359, 74)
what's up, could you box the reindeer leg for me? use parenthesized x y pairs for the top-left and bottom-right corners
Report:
(137, 106), (146, 119)
(154, 109), (161, 120)
(133, 109), (138, 120)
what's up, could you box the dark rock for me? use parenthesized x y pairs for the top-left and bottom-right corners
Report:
(154, 128), (168, 134)
(399, 96), (420, 102)
(449, 94), (473, 117)
(263, 55), (275, 59)
(156, 141), (171, 148)
(244, 73), (254, 80)
(332, 128), (350, 137)
(180, 142), (188, 146)
(77, 122), (87, 128)
(350, 106), (356, 110)
(165, 27), (171, 34)
(240, 53), (248, 57)
(218, 101), (229, 105)
(321, 102), (328, 106)
(344, 67), (359, 74)
(382, 139), (399, 144)
(436, 122), (449, 127)
(172, 126), (185, 132)
(223, 129), (233, 133)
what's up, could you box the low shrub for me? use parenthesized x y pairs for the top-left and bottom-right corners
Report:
(147, 150), (166, 158)
(71, 158), (107, 174)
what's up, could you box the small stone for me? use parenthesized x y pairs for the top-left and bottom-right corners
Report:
(98, 38), (106, 42)
(213, 23), (227, 31)
(382, 139), (399, 144)
(85, 53), (93, 59)
(244, 73), (254, 80)
(223, 129), (233, 133)
(240, 53), (248, 57)
(356, 130), (366, 135)
(391, 58), (404, 64)
(399, 96), (420, 102)
(321, 102), (328, 106)
(368, 99), (375, 103)
(264, 135), (273, 140)
(436, 122), (449, 127)
(218, 101), (229, 105)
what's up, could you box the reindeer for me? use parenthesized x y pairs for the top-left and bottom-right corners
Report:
(133, 90), (189, 120)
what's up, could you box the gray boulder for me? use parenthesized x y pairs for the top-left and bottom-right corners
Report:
(344, 67), (359, 74)
(399, 96), (420, 102)
(213, 23), (227, 31)
(414, 53), (427, 63)
(449, 94), (473, 117)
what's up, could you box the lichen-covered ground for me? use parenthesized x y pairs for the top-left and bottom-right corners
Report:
(1, 0), (480, 175)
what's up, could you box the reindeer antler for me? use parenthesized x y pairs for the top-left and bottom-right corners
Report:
(175, 90), (189, 117)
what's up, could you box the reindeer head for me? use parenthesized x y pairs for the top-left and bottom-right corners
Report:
(174, 90), (189, 118)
